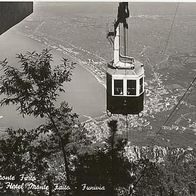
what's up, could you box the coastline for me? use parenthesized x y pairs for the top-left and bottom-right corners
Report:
(0, 28), (106, 129)
(20, 31), (107, 89)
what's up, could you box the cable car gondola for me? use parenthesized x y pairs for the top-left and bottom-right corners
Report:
(106, 2), (144, 116)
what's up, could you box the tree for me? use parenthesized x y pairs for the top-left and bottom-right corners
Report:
(73, 120), (132, 196)
(159, 148), (196, 196)
(0, 49), (76, 192)
(129, 158), (163, 196)
(0, 128), (51, 196)
(124, 147), (196, 196)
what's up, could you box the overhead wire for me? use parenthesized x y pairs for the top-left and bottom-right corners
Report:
(161, 2), (180, 57)
(155, 76), (196, 138)
(148, 2), (180, 87)
(147, 2), (180, 140)
(151, 0), (196, 144)
(128, 2), (180, 144)
(133, 74), (196, 195)
(122, 2), (181, 142)
(131, 76), (196, 193)
(128, 2), (196, 192)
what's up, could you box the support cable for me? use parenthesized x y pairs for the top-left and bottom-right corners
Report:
(155, 76), (196, 136)
(131, 77), (196, 194)
(128, 4), (187, 193)
(161, 2), (180, 56)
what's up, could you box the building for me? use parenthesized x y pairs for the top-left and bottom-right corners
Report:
(0, 2), (33, 35)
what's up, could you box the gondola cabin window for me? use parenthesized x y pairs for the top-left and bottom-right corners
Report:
(140, 77), (144, 94)
(127, 80), (136, 95)
(112, 77), (144, 97)
(114, 79), (123, 95)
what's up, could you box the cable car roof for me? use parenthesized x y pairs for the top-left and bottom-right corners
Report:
(107, 59), (144, 77)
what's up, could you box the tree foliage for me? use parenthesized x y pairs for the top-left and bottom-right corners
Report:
(73, 120), (132, 196)
(0, 49), (77, 195)
(0, 128), (50, 196)
(0, 49), (74, 118)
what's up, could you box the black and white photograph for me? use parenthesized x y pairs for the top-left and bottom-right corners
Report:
(0, 1), (196, 196)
